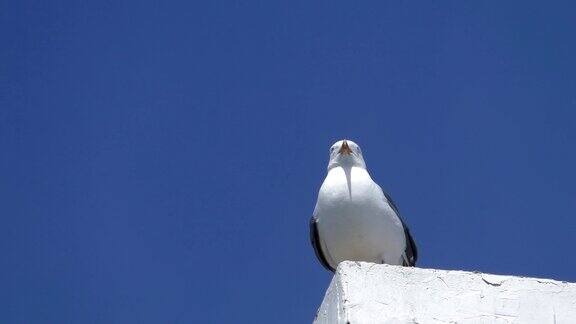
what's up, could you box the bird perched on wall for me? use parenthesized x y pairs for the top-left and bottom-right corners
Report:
(310, 140), (417, 272)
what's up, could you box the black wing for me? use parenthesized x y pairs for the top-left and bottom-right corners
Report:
(309, 217), (335, 272)
(383, 191), (418, 267)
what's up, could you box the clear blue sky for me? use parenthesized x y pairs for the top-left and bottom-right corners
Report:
(2, 1), (576, 323)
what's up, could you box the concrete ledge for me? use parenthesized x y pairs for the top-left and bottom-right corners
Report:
(314, 261), (576, 324)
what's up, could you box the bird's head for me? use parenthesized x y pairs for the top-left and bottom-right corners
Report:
(327, 139), (366, 170)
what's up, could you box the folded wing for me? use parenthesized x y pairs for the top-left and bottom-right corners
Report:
(309, 216), (336, 272)
(383, 191), (418, 266)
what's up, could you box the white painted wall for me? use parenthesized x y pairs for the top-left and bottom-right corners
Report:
(314, 261), (576, 324)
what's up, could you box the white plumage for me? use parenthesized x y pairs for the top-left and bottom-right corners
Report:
(310, 140), (417, 272)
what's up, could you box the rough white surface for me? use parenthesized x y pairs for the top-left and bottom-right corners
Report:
(314, 261), (576, 324)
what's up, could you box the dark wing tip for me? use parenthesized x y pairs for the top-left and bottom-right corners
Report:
(402, 226), (418, 266)
(309, 217), (335, 272)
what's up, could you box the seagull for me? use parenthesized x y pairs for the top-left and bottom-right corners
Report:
(310, 140), (417, 272)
